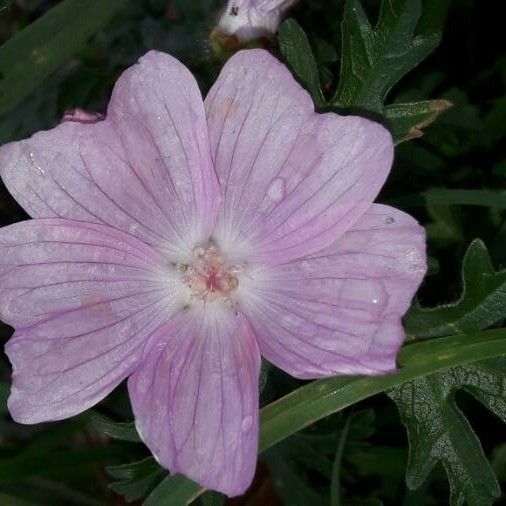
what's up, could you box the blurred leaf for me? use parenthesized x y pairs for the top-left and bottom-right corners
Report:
(417, 0), (452, 32)
(388, 358), (506, 506)
(0, 0), (128, 116)
(108, 458), (165, 502)
(0, 381), (8, 415)
(0, 0), (12, 14)
(348, 446), (406, 479)
(491, 444), (506, 481)
(314, 37), (338, 64)
(278, 434), (334, 479)
(425, 204), (464, 247)
(330, 410), (353, 506)
(148, 329), (506, 503)
(437, 89), (482, 132)
(386, 100), (452, 144)
(344, 500), (384, 506)
(91, 412), (141, 443)
(200, 490), (226, 506)
(492, 159), (506, 179)
(278, 19), (325, 107)
(0, 444), (125, 485)
(333, 0), (440, 111)
(267, 450), (327, 506)
(406, 240), (506, 338)
(0, 492), (38, 506)
(390, 189), (506, 210)
(483, 96), (506, 144)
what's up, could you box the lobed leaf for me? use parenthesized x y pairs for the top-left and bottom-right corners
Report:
(278, 19), (325, 107)
(385, 100), (452, 144)
(333, 0), (440, 112)
(388, 358), (506, 505)
(406, 240), (506, 338)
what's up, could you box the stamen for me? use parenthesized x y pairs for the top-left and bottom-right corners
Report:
(182, 246), (239, 301)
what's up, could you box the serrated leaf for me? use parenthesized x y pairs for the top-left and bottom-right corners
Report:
(386, 100), (452, 144)
(108, 458), (165, 503)
(388, 358), (506, 506)
(91, 413), (141, 443)
(406, 240), (506, 338)
(278, 19), (325, 107)
(333, 0), (440, 112)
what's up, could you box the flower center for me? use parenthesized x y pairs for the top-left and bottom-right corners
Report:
(182, 246), (239, 301)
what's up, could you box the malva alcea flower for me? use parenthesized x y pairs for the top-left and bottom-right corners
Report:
(0, 50), (426, 496)
(217, 0), (297, 42)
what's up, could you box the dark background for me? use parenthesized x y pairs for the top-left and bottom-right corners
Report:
(0, 1), (505, 504)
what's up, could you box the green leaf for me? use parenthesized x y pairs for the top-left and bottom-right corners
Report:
(145, 329), (506, 504)
(108, 458), (165, 503)
(330, 410), (353, 506)
(0, 0), (128, 117)
(333, 0), (440, 112)
(390, 189), (506, 210)
(483, 95), (506, 144)
(0, 381), (8, 415)
(266, 450), (327, 506)
(0, 0), (12, 14)
(199, 490), (226, 506)
(424, 204), (464, 246)
(278, 19), (325, 107)
(91, 412), (141, 443)
(388, 358), (506, 505)
(406, 240), (506, 338)
(144, 474), (202, 506)
(386, 100), (452, 144)
(0, 492), (38, 506)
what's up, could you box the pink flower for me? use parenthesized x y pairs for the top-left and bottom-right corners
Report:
(0, 50), (426, 496)
(217, 0), (297, 42)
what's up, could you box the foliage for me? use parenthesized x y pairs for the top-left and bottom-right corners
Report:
(389, 359), (506, 506)
(0, 0), (505, 505)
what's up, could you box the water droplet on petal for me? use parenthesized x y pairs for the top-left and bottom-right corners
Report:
(26, 151), (45, 175)
(385, 216), (395, 225)
(241, 415), (253, 433)
(267, 177), (286, 203)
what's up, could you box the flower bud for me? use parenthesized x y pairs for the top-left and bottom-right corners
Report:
(215, 0), (297, 45)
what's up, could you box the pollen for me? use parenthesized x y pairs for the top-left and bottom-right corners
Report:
(182, 246), (239, 301)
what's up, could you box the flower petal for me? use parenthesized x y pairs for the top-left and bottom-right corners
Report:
(0, 51), (219, 259)
(205, 49), (393, 263)
(1, 219), (182, 423)
(218, 0), (296, 42)
(128, 309), (260, 496)
(241, 205), (426, 377)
